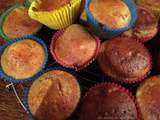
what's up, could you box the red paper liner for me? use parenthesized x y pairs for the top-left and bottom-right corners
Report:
(121, 7), (159, 43)
(81, 82), (140, 120)
(50, 29), (101, 71)
(98, 38), (152, 84)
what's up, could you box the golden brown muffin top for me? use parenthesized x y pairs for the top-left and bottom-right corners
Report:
(80, 84), (138, 120)
(98, 37), (151, 81)
(136, 76), (160, 120)
(3, 7), (41, 38)
(1, 39), (45, 80)
(89, 0), (131, 29)
(39, 0), (70, 11)
(122, 7), (158, 42)
(28, 70), (80, 120)
(54, 24), (97, 69)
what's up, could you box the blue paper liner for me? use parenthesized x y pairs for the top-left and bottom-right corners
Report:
(23, 66), (82, 120)
(0, 35), (48, 84)
(0, 4), (42, 41)
(85, 0), (138, 39)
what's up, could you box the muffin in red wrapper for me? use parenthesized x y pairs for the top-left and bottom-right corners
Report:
(80, 82), (139, 120)
(136, 75), (160, 120)
(26, 67), (81, 120)
(50, 24), (100, 70)
(98, 37), (152, 84)
(121, 6), (158, 43)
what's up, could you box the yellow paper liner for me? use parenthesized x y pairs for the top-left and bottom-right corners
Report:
(28, 0), (81, 29)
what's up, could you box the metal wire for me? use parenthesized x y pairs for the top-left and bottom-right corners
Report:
(6, 83), (28, 112)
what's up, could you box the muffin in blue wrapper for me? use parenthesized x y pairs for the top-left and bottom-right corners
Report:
(85, 0), (138, 39)
(23, 67), (81, 120)
(0, 35), (48, 84)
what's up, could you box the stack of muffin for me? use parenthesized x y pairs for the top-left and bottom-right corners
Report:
(0, 0), (160, 120)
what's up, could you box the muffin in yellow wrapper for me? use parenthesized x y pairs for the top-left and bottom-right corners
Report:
(28, 0), (82, 29)
(135, 0), (160, 19)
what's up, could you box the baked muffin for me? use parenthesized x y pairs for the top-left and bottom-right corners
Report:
(80, 83), (138, 120)
(0, 36), (48, 83)
(28, 0), (81, 29)
(85, 0), (137, 39)
(27, 68), (80, 120)
(98, 37), (151, 83)
(136, 0), (160, 18)
(136, 75), (160, 120)
(50, 24), (100, 70)
(89, 0), (131, 29)
(39, 0), (70, 11)
(0, 5), (42, 41)
(122, 6), (158, 43)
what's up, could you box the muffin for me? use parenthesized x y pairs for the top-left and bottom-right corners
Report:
(0, 0), (24, 16)
(28, 0), (81, 29)
(50, 24), (100, 70)
(80, 83), (138, 120)
(85, 0), (137, 39)
(122, 6), (158, 43)
(136, 75), (160, 120)
(38, 0), (70, 11)
(135, 0), (160, 19)
(0, 5), (42, 41)
(89, 0), (131, 29)
(0, 36), (48, 83)
(26, 68), (80, 120)
(98, 37), (152, 83)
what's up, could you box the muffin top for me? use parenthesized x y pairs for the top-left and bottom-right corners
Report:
(80, 83), (138, 120)
(136, 75), (160, 120)
(28, 70), (80, 120)
(98, 37), (151, 82)
(52, 24), (99, 69)
(89, 0), (131, 29)
(1, 39), (45, 80)
(122, 7), (158, 42)
(39, 0), (70, 11)
(3, 7), (41, 39)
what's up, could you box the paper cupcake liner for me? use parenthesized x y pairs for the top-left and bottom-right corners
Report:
(0, 4), (42, 41)
(82, 82), (140, 119)
(50, 29), (101, 71)
(99, 39), (152, 84)
(0, 35), (48, 84)
(28, 0), (81, 30)
(23, 66), (82, 120)
(85, 0), (138, 39)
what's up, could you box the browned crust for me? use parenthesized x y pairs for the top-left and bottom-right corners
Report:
(28, 70), (80, 120)
(136, 76), (160, 120)
(98, 37), (151, 83)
